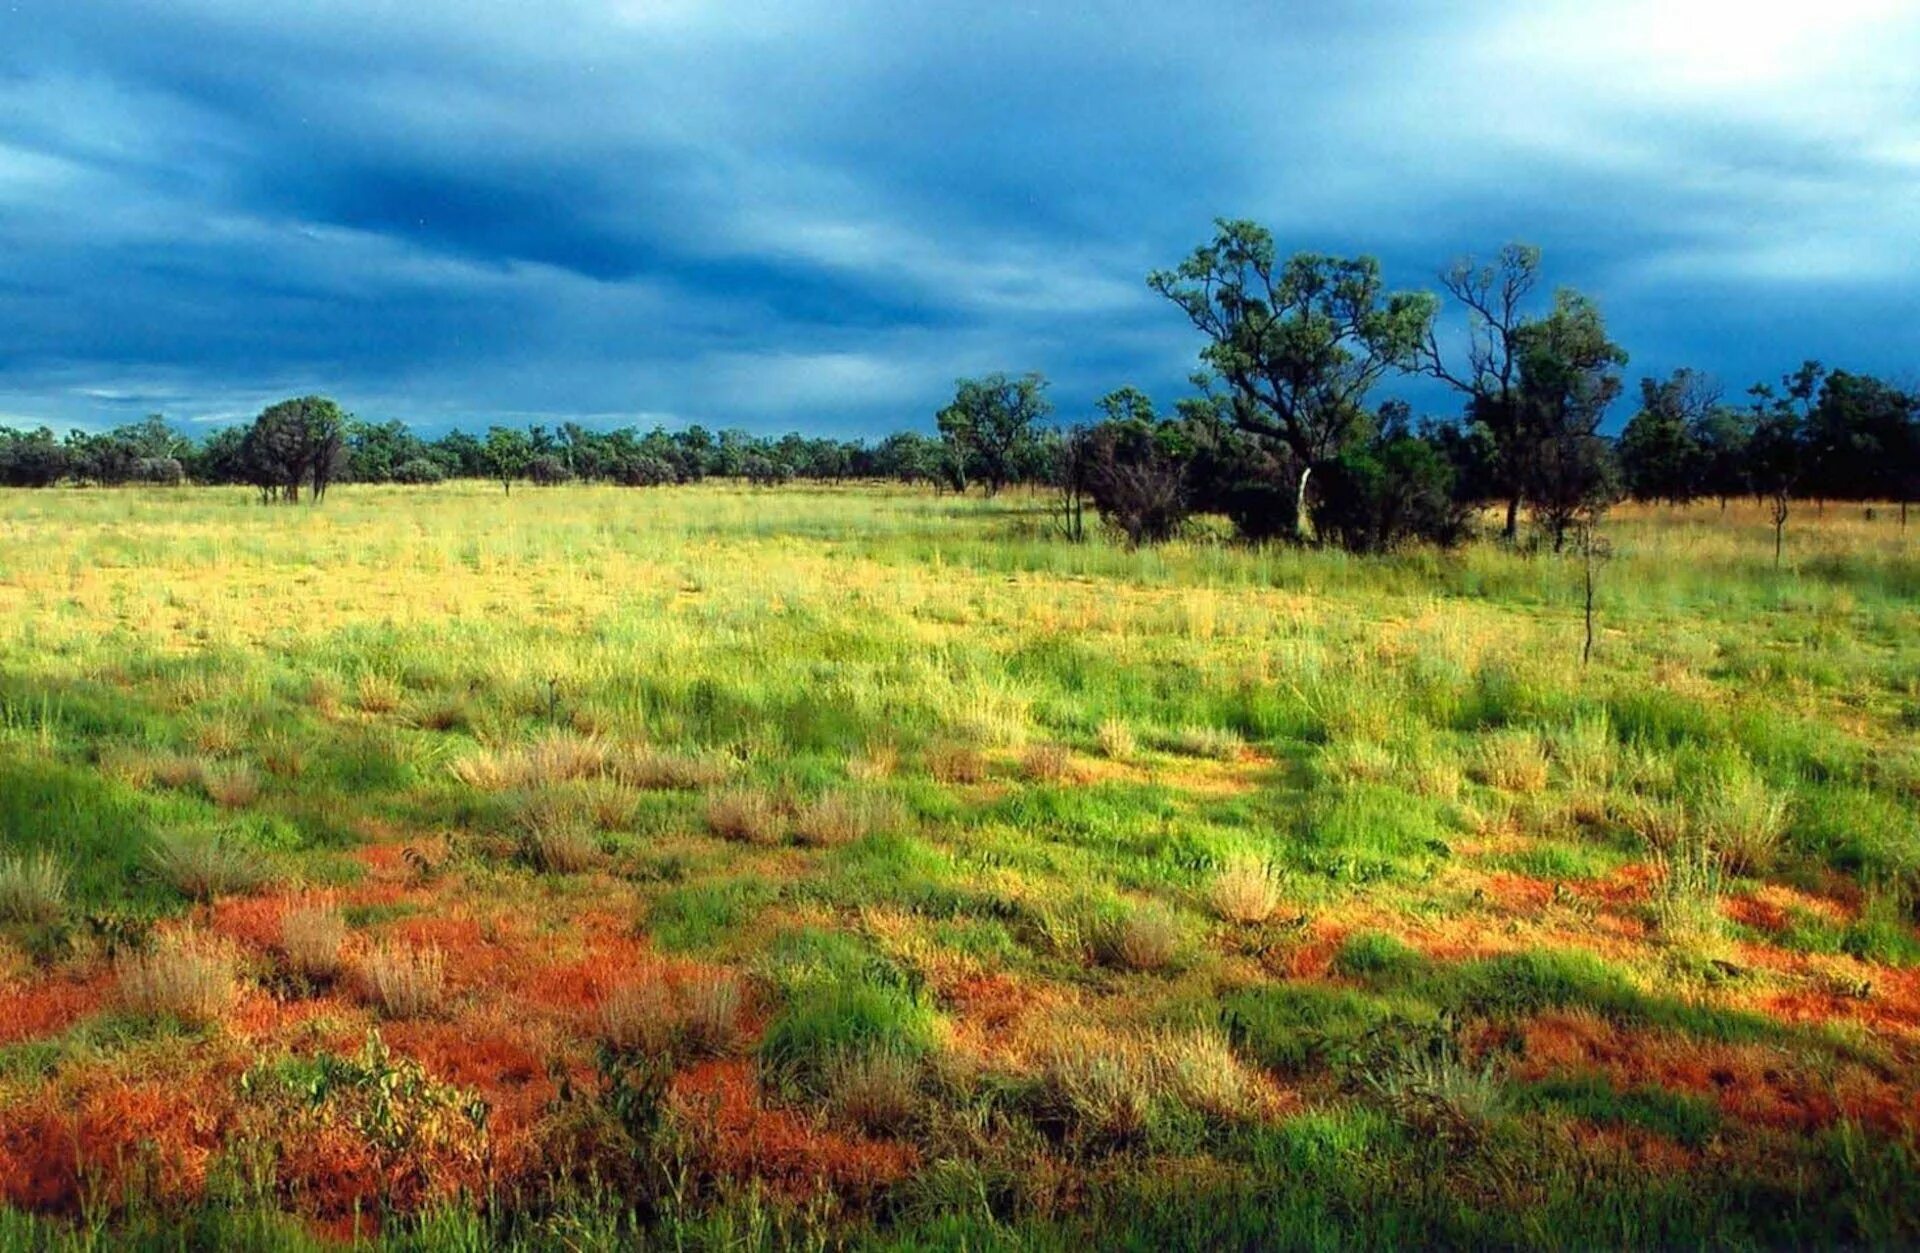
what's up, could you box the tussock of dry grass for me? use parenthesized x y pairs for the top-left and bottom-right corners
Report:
(1020, 743), (1075, 783)
(826, 1045), (922, 1134)
(1208, 858), (1280, 925)
(925, 742), (987, 784)
(150, 833), (270, 901)
(1472, 730), (1550, 793)
(1098, 902), (1186, 972)
(361, 941), (448, 1019)
(612, 746), (731, 791)
(201, 762), (261, 809)
(451, 730), (616, 792)
(847, 743), (899, 782)
(0, 850), (69, 924)
(599, 970), (742, 1057)
(705, 788), (785, 844)
(280, 904), (347, 982)
(793, 791), (903, 847)
(117, 929), (239, 1025)
(1096, 718), (1138, 762)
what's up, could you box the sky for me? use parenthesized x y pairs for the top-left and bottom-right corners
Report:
(2, 0), (1916, 437)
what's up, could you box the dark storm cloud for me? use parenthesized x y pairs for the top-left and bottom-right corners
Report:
(1, 1), (1915, 434)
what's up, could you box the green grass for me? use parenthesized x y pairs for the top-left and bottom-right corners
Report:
(0, 484), (1916, 1247)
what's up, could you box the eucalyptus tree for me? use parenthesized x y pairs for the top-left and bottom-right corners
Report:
(1149, 219), (1434, 538)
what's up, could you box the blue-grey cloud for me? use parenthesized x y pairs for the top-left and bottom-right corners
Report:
(1, 0), (1915, 435)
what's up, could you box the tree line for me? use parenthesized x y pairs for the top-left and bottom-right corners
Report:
(4, 220), (1915, 554)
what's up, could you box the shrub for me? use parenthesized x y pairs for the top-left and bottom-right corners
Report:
(280, 905), (347, 983)
(362, 942), (448, 1019)
(150, 833), (270, 901)
(926, 742), (987, 784)
(391, 457), (445, 485)
(1208, 858), (1280, 925)
(0, 850), (69, 924)
(705, 788), (785, 844)
(117, 929), (239, 1025)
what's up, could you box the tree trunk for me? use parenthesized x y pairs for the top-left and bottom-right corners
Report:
(1503, 494), (1520, 542)
(1295, 463), (1313, 542)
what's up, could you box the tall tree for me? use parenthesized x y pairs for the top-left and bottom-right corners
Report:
(1513, 291), (1627, 551)
(1618, 369), (1715, 503)
(1416, 243), (1541, 539)
(484, 426), (532, 495)
(1149, 220), (1434, 538)
(935, 372), (1050, 496)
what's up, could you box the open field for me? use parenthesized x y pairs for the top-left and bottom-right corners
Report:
(1, 483), (1918, 1248)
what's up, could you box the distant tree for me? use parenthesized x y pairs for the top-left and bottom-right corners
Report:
(134, 456), (184, 485)
(1077, 388), (1193, 546)
(391, 457), (445, 485)
(741, 454), (791, 487)
(1150, 220), (1434, 539)
(1804, 369), (1913, 505)
(242, 396), (346, 503)
(936, 373), (1050, 496)
(0, 427), (70, 487)
(1690, 403), (1754, 510)
(1416, 243), (1541, 539)
(483, 426), (532, 495)
(1513, 291), (1628, 551)
(1309, 402), (1469, 553)
(346, 419), (427, 483)
(431, 430), (489, 479)
(526, 454), (572, 486)
(1746, 370), (1816, 567)
(1618, 369), (1715, 503)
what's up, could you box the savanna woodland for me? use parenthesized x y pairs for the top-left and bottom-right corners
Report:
(2, 224), (1919, 1251)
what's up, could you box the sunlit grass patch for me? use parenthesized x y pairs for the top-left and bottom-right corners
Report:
(116, 927), (239, 1025)
(150, 832), (272, 901)
(0, 850), (69, 924)
(360, 940), (448, 1019)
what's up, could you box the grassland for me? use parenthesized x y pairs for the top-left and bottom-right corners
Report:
(0, 482), (1917, 1249)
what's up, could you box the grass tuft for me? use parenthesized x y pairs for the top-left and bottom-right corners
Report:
(0, 850), (70, 924)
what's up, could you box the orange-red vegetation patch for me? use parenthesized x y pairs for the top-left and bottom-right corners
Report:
(944, 971), (1041, 1033)
(1737, 965), (1920, 1042)
(0, 969), (114, 1045)
(207, 891), (315, 952)
(1481, 872), (1555, 912)
(669, 1059), (917, 1199)
(1563, 1120), (1701, 1174)
(1574, 862), (1659, 909)
(0, 1073), (232, 1212)
(1724, 895), (1789, 933)
(1516, 1010), (1919, 1135)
